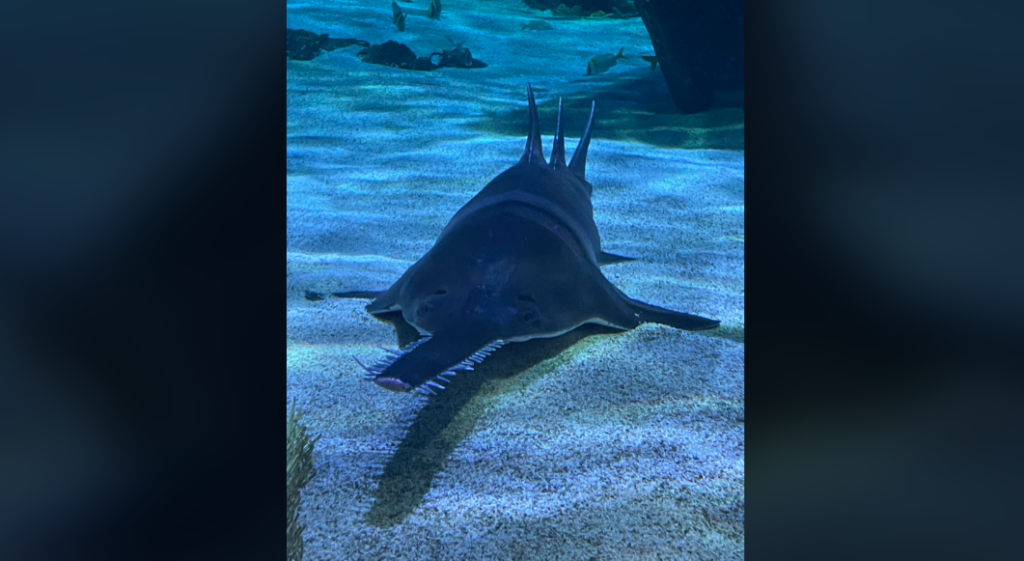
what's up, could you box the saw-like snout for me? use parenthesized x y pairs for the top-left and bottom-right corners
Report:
(358, 328), (506, 396)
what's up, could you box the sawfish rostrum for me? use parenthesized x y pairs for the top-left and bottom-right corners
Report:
(336, 85), (719, 395)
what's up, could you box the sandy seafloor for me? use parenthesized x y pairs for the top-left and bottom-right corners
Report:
(286, 1), (744, 559)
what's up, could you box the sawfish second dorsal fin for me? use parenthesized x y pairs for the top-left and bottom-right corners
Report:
(549, 97), (567, 170)
(567, 100), (595, 180)
(520, 83), (545, 165)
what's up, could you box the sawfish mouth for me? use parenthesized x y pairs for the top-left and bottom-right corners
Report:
(373, 376), (412, 392)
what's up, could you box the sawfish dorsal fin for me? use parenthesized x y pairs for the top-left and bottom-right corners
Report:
(548, 97), (566, 170)
(519, 83), (545, 165)
(567, 100), (596, 180)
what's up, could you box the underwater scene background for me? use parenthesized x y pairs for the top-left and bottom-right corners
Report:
(286, 0), (744, 559)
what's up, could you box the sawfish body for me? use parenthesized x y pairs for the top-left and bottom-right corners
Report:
(336, 85), (719, 395)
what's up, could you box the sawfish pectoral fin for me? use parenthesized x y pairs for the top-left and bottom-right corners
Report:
(330, 290), (383, 299)
(628, 297), (721, 331)
(330, 290), (401, 315)
(597, 251), (636, 265)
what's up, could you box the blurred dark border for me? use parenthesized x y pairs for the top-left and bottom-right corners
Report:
(746, 2), (1024, 560)
(1, 2), (283, 560)
(1, 1), (1022, 560)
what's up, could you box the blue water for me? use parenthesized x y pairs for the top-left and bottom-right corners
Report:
(287, 1), (744, 558)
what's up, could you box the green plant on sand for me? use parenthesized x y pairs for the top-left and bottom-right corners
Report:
(287, 398), (320, 561)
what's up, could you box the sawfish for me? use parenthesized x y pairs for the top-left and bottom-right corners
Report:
(334, 85), (719, 395)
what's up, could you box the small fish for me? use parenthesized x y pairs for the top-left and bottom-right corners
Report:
(397, 0), (440, 23)
(641, 55), (658, 71)
(586, 47), (624, 76)
(392, 1), (406, 32)
(521, 20), (554, 32)
(426, 0), (441, 20)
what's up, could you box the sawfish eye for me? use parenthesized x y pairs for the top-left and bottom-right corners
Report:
(520, 310), (538, 324)
(417, 302), (432, 316)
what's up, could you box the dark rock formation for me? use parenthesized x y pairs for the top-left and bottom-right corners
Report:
(357, 41), (420, 70)
(633, 0), (744, 114)
(521, 20), (555, 31)
(356, 41), (488, 71)
(286, 28), (369, 61)
(523, 0), (637, 18)
(430, 45), (488, 69)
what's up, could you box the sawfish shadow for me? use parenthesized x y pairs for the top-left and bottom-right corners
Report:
(361, 310), (620, 528)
